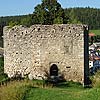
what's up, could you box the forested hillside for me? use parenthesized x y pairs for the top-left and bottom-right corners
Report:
(0, 7), (100, 30)
(65, 7), (100, 29)
(0, 0), (100, 29)
(0, 0), (100, 44)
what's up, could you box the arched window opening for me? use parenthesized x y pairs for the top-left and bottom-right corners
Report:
(50, 64), (58, 76)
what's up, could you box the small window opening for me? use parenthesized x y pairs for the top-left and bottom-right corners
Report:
(50, 64), (58, 76)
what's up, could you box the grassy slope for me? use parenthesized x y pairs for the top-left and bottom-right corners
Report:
(24, 86), (100, 100)
(22, 81), (100, 100)
(0, 74), (100, 100)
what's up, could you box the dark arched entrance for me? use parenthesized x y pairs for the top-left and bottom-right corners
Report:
(50, 64), (58, 76)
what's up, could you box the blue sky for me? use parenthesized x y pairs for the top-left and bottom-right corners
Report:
(0, 0), (100, 17)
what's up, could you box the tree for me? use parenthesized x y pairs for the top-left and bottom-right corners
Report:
(33, 4), (48, 24)
(53, 17), (63, 24)
(20, 15), (33, 27)
(68, 8), (81, 24)
(8, 21), (19, 27)
(32, 0), (67, 24)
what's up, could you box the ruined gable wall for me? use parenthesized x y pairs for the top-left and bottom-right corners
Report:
(3, 24), (88, 83)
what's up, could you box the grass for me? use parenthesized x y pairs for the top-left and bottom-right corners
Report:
(0, 80), (33, 100)
(90, 30), (100, 35)
(1, 77), (100, 100)
(24, 82), (100, 100)
(24, 81), (84, 100)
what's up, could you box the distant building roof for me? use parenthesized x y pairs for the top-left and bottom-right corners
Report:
(94, 57), (100, 60)
(89, 33), (96, 37)
(97, 48), (100, 51)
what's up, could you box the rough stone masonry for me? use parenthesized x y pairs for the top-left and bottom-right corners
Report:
(3, 24), (89, 85)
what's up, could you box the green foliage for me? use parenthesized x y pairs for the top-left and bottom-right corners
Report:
(67, 8), (81, 24)
(8, 21), (19, 27)
(1, 80), (100, 100)
(0, 15), (28, 26)
(0, 57), (6, 82)
(0, 5), (100, 29)
(0, 80), (32, 100)
(32, 4), (47, 24)
(90, 71), (100, 88)
(0, 57), (8, 82)
(20, 16), (33, 27)
(65, 7), (100, 29)
(53, 17), (63, 24)
(32, 0), (66, 24)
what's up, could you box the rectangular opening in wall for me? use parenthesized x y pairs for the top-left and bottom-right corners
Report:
(66, 66), (71, 68)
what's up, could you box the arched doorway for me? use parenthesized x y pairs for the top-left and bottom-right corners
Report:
(50, 64), (58, 76)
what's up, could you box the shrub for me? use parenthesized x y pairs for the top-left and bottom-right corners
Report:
(0, 80), (33, 100)
(90, 70), (100, 88)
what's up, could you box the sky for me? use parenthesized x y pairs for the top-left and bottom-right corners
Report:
(0, 0), (100, 17)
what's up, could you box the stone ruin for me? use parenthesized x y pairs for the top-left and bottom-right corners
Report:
(3, 24), (89, 85)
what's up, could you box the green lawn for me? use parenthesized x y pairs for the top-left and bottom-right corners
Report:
(24, 85), (100, 100)
(1, 78), (100, 100)
(90, 30), (100, 35)
(22, 81), (100, 100)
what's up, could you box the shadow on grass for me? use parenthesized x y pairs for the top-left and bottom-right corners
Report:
(55, 81), (83, 89)
(55, 81), (93, 91)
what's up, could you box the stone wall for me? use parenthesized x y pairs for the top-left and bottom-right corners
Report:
(3, 24), (89, 84)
